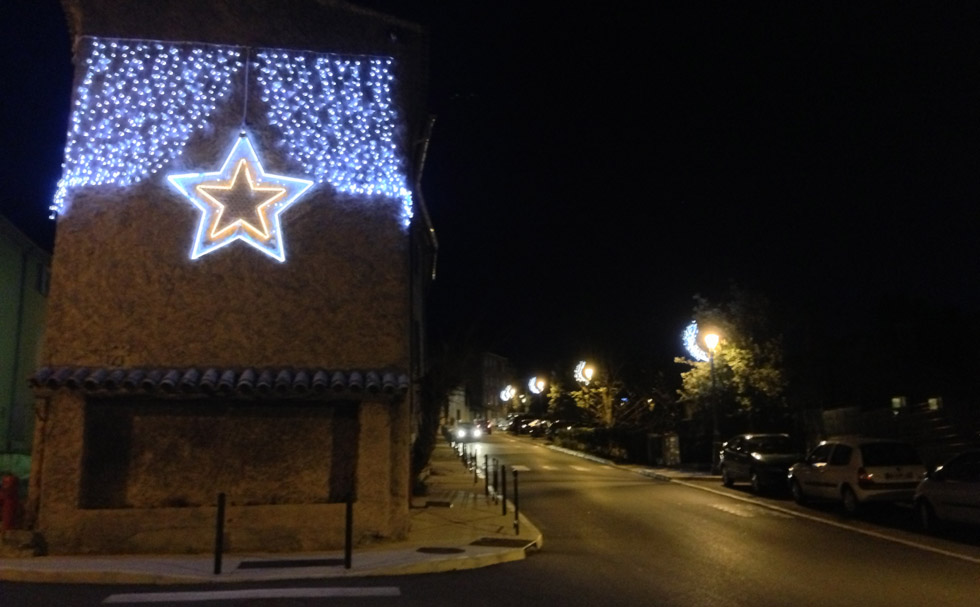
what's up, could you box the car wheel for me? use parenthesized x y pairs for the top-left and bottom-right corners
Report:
(841, 486), (860, 516)
(790, 479), (807, 504)
(750, 470), (762, 494)
(721, 466), (734, 488)
(916, 499), (941, 533)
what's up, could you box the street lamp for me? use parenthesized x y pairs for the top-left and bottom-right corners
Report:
(704, 332), (720, 471)
(528, 376), (546, 394)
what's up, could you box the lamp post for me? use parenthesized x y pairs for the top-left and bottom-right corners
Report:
(704, 332), (720, 472)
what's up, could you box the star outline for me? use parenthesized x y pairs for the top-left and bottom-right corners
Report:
(167, 133), (314, 262)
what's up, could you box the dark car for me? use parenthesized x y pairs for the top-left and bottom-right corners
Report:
(507, 416), (534, 435)
(473, 418), (492, 435)
(719, 433), (803, 493)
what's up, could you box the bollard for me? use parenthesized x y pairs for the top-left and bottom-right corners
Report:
(501, 464), (507, 516)
(344, 494), (354, 569)
(513, 469), (520, 535)
(484, 455), (489, 496)
(492, 459), (499, 503)
(213, 492), (225, 575)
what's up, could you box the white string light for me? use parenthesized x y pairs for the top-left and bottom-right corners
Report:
(683, 321), (710, 362)
(52, 37), (414, 228)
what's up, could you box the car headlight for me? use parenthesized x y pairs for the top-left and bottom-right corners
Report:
(473, 428), (482, 438)
(456, 429), (466, 439)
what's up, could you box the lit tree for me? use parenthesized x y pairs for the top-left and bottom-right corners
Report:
(675, 286), (788, 434)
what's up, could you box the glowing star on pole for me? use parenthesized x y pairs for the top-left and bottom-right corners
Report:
(683, 320), (710, 362)
(167, 133), (314, 262)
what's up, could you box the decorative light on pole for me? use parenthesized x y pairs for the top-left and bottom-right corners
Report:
(704, 332), (721, 471)
(573, 361), (594, 385)
(528, 377), (546, 394)
(683, 321), (710, 362)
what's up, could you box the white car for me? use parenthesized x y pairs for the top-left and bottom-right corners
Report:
(788, 436), (926, 515)
(914, 450), (980, 532)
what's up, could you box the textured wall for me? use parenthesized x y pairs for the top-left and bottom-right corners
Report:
(28, 0), (425, 555)
(43, 187), (410, 369)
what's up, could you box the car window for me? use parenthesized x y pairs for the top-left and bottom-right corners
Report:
(829, 444), (852, 465)
(748, 436), (795, 453)
(943, 453), (980, 482)
(806, 443), (833, 465)
(860, 442), (921, 466)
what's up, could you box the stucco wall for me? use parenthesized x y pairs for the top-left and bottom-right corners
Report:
(33, 391), (409, 555)
(27, 0), (425, 556)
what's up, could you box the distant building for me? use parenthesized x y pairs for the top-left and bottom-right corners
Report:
(470, 352), (515, 420)
(27, 0), (435, 556)
(0, 215), (50, 461)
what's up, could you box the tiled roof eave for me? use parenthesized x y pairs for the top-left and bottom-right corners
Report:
(28, 366), (411, 401)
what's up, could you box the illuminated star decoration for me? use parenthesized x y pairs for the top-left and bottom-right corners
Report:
(683, 321), (710, 362)
(167, 133), (313, 261)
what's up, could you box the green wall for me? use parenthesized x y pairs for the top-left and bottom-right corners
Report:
(0, 216), (50, 455)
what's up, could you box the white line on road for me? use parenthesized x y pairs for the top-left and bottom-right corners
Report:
(510, 465), (531, 472)
(103, 586), (401, 603)
(671, 479), (980, 565)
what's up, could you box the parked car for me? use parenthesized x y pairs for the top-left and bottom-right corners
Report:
(788, 436), (926, 515)
(719, 433), (803, 493)
(914, 450), (980, 532)
(526, 418), (552, 437)
(473, 418), (492, 435)
(452, 422), (483, 443)
(507, 416), (534, 435)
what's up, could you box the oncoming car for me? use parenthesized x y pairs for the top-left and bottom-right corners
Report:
(788, 436), (926, 515)
(452, 422), (483, 443)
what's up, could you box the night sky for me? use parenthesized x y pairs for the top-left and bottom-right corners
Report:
(5, 2), (980, 402)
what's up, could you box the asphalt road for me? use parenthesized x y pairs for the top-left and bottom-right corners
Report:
(3, 433), (979, 606)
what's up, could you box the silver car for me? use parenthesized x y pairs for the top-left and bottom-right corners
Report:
(788, 436), (926, 515)
(914, 450), (980, 532)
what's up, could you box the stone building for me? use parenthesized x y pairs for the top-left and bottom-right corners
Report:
(27, 0), (435, 555)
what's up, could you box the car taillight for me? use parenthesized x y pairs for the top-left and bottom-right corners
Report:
(857, 466), (874, 489)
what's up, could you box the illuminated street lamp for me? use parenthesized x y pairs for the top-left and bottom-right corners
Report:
(528, 376), (546, 394)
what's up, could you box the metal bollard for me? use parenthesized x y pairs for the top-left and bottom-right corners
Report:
(344, 494), (354, 569)
(513, 469), (520, 535)
(213, 492), (225, 575)
(492, 458), (499, 503)
(484, 455), (489, 495)
(501, 464), (507, 516)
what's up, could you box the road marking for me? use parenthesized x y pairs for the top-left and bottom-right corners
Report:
(711, 503), (793, 518)
(103, 587), (400, 603)
(669, 479), (980, 565)
(570, 465), (589, 471)
(510, 464), (531, 472)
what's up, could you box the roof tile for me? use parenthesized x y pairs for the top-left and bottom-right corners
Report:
(29, 366), (410, 400)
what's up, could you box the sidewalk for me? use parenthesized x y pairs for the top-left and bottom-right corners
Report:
(0, 440), (542, 585)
